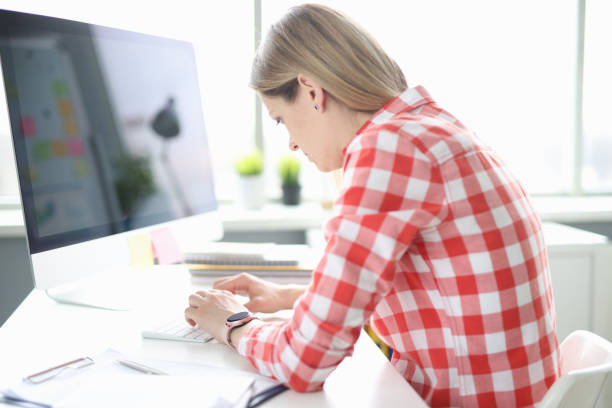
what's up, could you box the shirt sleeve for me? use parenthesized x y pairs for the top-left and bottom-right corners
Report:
(236, 130), (446, 392)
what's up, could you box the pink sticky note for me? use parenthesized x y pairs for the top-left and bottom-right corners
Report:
(67, 138), (84, 156)
(21, 116), (36, 137)
(150, 227), (184, 265)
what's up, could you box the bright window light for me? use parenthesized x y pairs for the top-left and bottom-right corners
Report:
(582, 0), (612, 193)
(262, 1), (577, 197)
(2, 1), (610, 201)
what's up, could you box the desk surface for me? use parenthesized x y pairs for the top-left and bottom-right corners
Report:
(0, 268), (427, 407)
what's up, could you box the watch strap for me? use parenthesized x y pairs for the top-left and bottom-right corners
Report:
(225, 313), (258, 349)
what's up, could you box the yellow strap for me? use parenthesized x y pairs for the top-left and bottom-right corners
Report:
(364, 325), (392, 360)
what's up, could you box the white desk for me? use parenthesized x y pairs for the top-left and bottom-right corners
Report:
(0, 268), (427, 407)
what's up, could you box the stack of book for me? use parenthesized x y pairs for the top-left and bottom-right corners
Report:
(183, 242), (316, 277)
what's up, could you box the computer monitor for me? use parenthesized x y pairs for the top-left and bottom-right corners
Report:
(0, 9), (223, 309)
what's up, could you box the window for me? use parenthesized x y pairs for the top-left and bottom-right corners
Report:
(262, 0), (578, 197)
(582, 0), (612, 193)
(1, 1), (610, 201)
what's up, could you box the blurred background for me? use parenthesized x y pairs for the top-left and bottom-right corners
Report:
(0, 0), (610, 208)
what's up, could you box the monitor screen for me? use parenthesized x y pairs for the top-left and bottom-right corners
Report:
(0, 9), (222, 304)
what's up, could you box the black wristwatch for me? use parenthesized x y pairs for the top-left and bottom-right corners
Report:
(224, 311), (259, 349)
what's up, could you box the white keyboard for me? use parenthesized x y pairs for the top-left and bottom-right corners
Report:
(142, 318), (214, 343)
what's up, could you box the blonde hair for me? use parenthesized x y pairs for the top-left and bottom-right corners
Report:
(250, 3), (407, 113)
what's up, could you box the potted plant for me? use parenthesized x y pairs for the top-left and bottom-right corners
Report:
(114, 154), (156, 228)
(235, 148), (265, 209)
(278, 155), (301, 205)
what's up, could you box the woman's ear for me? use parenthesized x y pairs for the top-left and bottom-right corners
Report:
(297, 73), (326, 113)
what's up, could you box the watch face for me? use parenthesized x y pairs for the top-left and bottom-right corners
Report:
(227, 311), (250, 322)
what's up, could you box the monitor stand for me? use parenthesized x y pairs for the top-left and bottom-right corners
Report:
(44, 266), (148, 311)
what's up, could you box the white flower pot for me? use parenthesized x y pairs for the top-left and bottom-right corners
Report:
(238, 174), (265, 210)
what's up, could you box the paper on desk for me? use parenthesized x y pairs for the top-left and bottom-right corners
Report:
(5, 349), (256, 408)
(63, 374), (252, 408)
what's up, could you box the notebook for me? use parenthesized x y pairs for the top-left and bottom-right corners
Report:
(184, 242), (316, 277)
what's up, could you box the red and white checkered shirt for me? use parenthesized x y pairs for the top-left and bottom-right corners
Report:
(238, 86), (560, 407)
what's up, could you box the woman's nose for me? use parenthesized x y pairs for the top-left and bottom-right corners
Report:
(289, 140), (299, 151)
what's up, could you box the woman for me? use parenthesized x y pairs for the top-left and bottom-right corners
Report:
(185, 4), (559, 406)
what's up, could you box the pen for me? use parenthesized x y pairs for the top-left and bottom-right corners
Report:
(117, 359), (168, 375)
(1, 390), (52, 408)
(247, 383), (288, 408)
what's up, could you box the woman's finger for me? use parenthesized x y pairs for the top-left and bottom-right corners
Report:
(208, 288), (234, 296)
(212, 276), (232, 289)
(213, 276), (243, 291)
(208, 288), (224, 294)
(188, 293), (204, 307)
(214, 273), (255, 293)
(184, 306), (196, 323)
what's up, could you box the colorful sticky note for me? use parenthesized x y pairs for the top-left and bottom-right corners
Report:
(52, 80), (69, 98)
(52, 140), (67, 157)
(127, 233), (154, 273)
(20, 116), (36, 137)
(67, 138), (84, 156)
(151, 227), (184, 265)
(57, 100), (74, 118)
(63, 118), (78, 136)
(33, 141), (51, 160)
(72, 158), (89, 176)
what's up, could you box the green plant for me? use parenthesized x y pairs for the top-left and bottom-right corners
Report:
(234, 149), (264, 176)
(278, 155), (301, 187)
(114, 154), (155, 215)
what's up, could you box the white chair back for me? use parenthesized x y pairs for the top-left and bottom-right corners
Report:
(537, 330), (612, 408)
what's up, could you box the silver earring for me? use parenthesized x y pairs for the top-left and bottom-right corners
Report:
(314, 104), (319, 111)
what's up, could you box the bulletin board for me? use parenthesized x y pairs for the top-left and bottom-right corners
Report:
(10, 41), (111, 238)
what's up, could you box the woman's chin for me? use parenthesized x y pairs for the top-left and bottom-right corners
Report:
(316, 162), (340, 173)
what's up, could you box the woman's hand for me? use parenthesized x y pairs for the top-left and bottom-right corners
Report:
(184, 289), (249, 343)
(213, 273), (307, 313)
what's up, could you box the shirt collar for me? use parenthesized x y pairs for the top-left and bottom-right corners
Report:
(344, 85), (434, 155)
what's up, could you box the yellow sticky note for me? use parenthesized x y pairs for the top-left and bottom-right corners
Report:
(57, 99), (74, 118)
(72, 158), (89, 176)
(127, 233), (154, 273)
(63, 118), (78, 136)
